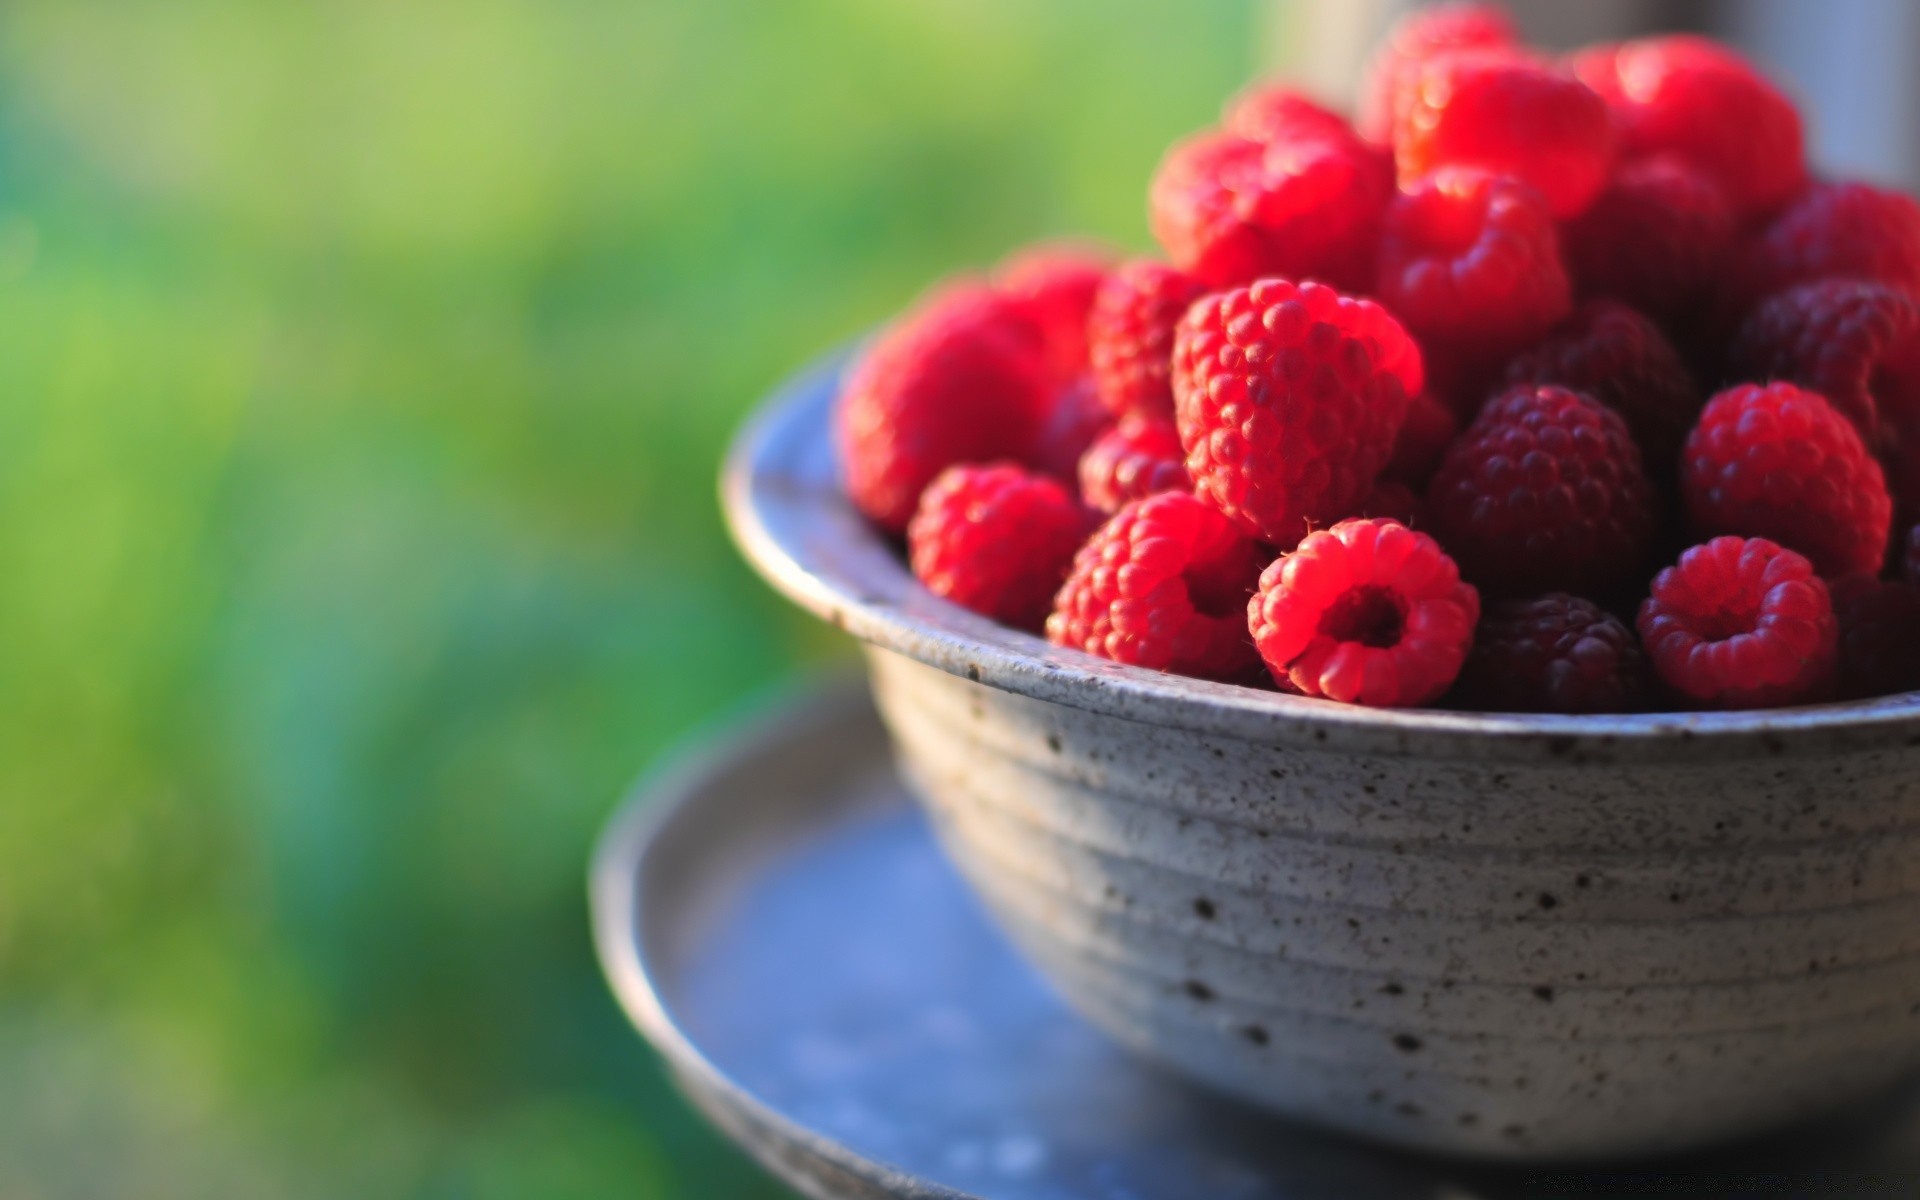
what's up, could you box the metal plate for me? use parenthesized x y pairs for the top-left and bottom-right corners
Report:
(591, 681), (1920, 1198)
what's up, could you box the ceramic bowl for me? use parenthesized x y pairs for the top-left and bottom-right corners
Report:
(721, 346), (1920, 1161)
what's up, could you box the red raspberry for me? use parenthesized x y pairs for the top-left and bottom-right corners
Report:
(1681, 383), (1892, 579)
(1248, 518), (1480, 707)
(1224, 84), (1358, 145)
(907, 463), (1091, 632)
(1502, 300), (1702, 467)
(1385, 391), (1459, 488)
(1358, 2), (1520, 144)
(1828, 575), (1920, 700)
(1454, 593), (1649, 713)
(1027, 375), (1112, 483)
(1078, 414), (1188, 514)
(1086, 260), (1210, 420)
(838, 284), (1051, 531)
(1726, 280), (1920, 441)
(1376, 169), (1571, 381)
(1561, 155), (1735, 327)
(1427, 384), (1656, 598)
(1394, 51), (1615, 220)
(1636, 537), (1837, 709)
(994, 243), (1112, 382)
(1171, 278), (1421, 547)
(1046, 491), (1263, 681)
(1570, 36), (1806, 219)
(1718, 181), (1920, 329)
(1149, 126), (1389, 292)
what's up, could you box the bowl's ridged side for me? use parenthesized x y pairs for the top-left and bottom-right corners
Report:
(867, 648), (1920, 1159)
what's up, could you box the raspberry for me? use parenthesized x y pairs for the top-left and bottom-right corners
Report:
(1046, 491), (1263, 681)
(1828, 575), (1920, 700)
(1561, 155), (1735, 327)
(1718, 181), (1920, 329)
(1248, 518), (1480, 707)
(1502, 300), (1702, 467)
(1375, 169), (1571, 382)
(1086, 260), (1210, 420)
(838, 284), (1051, 531)
(1394, 51), (1615, 220)
(1680, 383), (1892, 579)
(1636, 537), (1837, 709)
(1078, 414), (1188, 514)
(1454, 593), (1650, 713)
(1726, 280), (1920, 441)
(994, 243), (1112, 382)
(1149, 126), (1389, 292)
(1171, 278), (1421, 547)
(1570, 36), (1806, 219)
(907, 463), (1091, 632)
(1427, 384), (1656, 598)
(1358, 2), (1521, 144)
(1027, 375), (1112, 483)
(1385, 391), (1459, 488)
(1224, 84), (1358, 145)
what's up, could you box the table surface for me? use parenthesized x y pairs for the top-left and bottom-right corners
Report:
(591, 680), (1920, 1198)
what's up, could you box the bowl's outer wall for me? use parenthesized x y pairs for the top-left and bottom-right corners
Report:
(726, 345), (1920, 1159)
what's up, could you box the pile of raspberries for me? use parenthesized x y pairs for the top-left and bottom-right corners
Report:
(834, 4), (1920, 713)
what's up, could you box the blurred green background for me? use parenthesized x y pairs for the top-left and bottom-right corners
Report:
(0, 1), (1262, 1195)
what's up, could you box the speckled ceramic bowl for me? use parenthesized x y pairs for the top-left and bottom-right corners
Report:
(722, 347), (1920, 1162)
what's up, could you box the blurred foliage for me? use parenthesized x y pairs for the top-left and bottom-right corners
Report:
(0, 1), (1258, 1196)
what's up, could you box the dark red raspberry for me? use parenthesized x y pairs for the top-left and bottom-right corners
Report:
(1502, 300), (1702, 467)
(1086, 260), (1210, 421)
(1681, 383), (1892, 579)
(1376, 169), (1571, 383)
(838, 284), (1051, 531)
(994, 243), (1112, 382)
(1358, 2), (1521, 144)
(1224, 84), (1358, 145)
(1047, 491), (1263, 681)
(1828, 575), (1920, 700)
(1027, 375), (1112, 483)
(1149, 126), (1389, 292)
(1726, 280), (1920, 441)
(1385, 391), (1459, 488)
(1570, 36), (1806, 219)
(1172, 278), (1421, 547)
(1561, 154), (1735, 327)
(1454, 593), (1649, 713)
(907, 463), (1091, 632)
(1248, 518), (1479, 707)
(1718, 181), (1920, 329)
(1394, 50), (1614, 220)
(1636, 536), (1837, 709)
(1078, 414), (1188, 514)
(1427, 384), (1656, 598)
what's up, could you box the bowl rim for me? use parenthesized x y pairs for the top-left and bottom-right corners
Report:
(721, 342), (1920, 761)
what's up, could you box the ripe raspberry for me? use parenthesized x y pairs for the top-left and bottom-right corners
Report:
(1502, 300), (1702, 468)
(1427, 384), (1656, 598)
(1149, 126), (1389, 292)
(1394, 51), (1615, 220)
(1248, 518), (1479, 707)
(1454, 593), (1649, 714)
(1681, 383), (1892, 579)
(1828, 575), (1920, 700)
(1172, 278), (1421, 547)
(994, 243), (1112, 382)
(907, 463), (1091, 632)
(1078, 414), (1188, 514)
(1086, 260), (1210, 420)
(838, 284), (1051, 531)
(1224, 84), (1358, 145)
(1376, 169), (1571, 380)
(1636, 537), (1837, 709)
(1718, 181), (1920, 328)
(1726, 280), (1920, 441)
(1385, 391), (1459, 488)
(1570, 36), (1806, 219)
(1027, 375), (1112, 483)
(1561, 155), (1735, 327)
(1358, 2), (1521, 144)
(1047, 491), (1263, 681)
